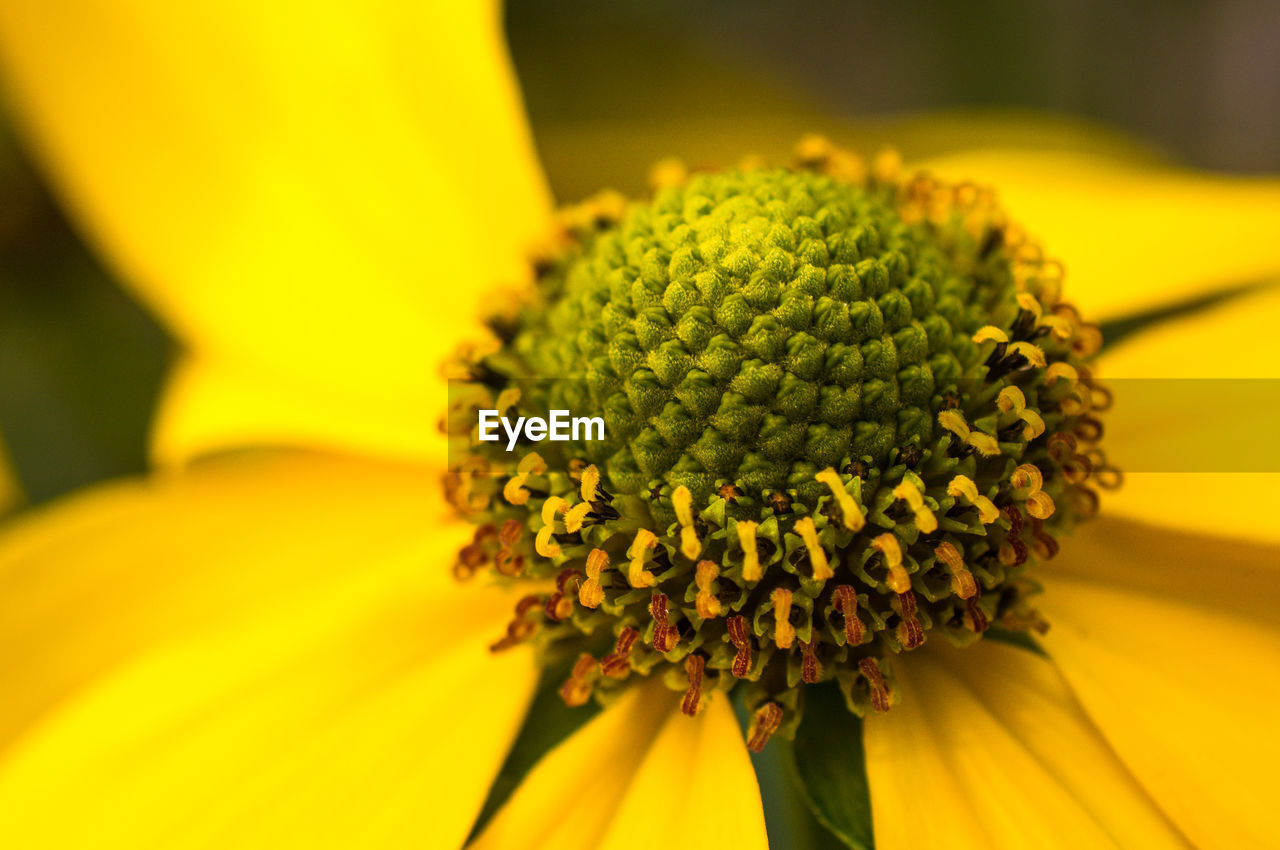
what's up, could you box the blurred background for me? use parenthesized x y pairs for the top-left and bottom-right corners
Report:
(1, 0), (1277, 507)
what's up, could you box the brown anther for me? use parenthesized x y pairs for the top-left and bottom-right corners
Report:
(649, 593), (679, 652)
(1071, 487), (1100, 518)
(1001, 504), (1024, 534)
(1047, 432), (1078, 461)
(600, 627), (640, 678)
(498, 518), (524, 547)
(964, 597), (990, 633)
(1061, 453), (1093, 484)
(858, 658), (892, 713)
(681, 655), (706, 716)
(1032, 532), (1060, 560)
(832, 585), (865, 646)
(1074, 416), (1104, 442)
(544, 568), (580, 621)
(493, 549), (525, 577)
(489, 594), (543, 652)
(934, 542), (978, 599)
(800, 640), (823, 683)
(770, 588), (796, 649)
(746, 703), (784, 752)
(560, 653), (598, 707)
(727, 615), (753, 677)
(695, 560), (723, 618)
(768, 491), (793, 515)
(1010, 463), (1044, 493)
(896, 592), (925, 649)
(999, 536), (1029, 567)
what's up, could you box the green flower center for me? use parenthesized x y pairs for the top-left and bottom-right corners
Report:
(445, 140), (1111, 746)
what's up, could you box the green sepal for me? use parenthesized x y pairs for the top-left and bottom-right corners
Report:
(465, 649), (604, 845)
(790, 682), (876, 850)
(732, 689), (850, 850)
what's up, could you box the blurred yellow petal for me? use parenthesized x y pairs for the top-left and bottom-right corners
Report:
(1039, 517), (1280, 850)
(474, 682), (762, 850)
(598, 697), (767, 850)
(0, 0), (551, 466)
(865, 640), (1189, 850)
(0, 449), (534, 847)
(1098, 286), (1280, 541)
(923, 149), (1280, 319)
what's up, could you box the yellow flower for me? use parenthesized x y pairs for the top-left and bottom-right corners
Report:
(1, 3), (1279, 850)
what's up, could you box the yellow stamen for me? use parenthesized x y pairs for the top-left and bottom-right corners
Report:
(540, 496), (568, 526)
(997, 385), (1026, 413)
(1027, 490), (1056, 519)
(947, 475), (999, 524)
(534, 525), (561, 559)
(872, 533), (911, 593)
(517, 452), (547, 475)
(938, 409), (971, 441)
(579, 548), (607, 608)
(563, 501), (592, 534)
(968, 432), (1001, 457)
(770, 588), (796, 649)
(1015, 291), (1042, 319)
(672, 485), (702, 559)
(579, 464), (601, 502)
(737, 520), (762, 582)
(1019, 409), (1046, 440)
(494, 387), (521, 411)
(973, 325), (1009, 344)
(1010, 463), (1044, 492)
(892, 479), (938, 534)
(627, 529), (658, 588)
(695, 560), (723, 618)
(1009, 341), (1047, 368)
(934, 541), (978, 599)
(815, 468), (865, 531)
(502, 474), (531, 506)
(794, 517), (833, 580)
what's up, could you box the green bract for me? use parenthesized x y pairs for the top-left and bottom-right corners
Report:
(446, 144), (1110, 743)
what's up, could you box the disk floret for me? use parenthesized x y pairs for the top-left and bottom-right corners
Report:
(444, 139), (1113, 746)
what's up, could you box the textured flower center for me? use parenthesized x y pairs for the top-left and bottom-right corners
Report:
(444, 140), (1112, 746)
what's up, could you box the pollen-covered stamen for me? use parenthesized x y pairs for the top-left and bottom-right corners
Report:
(727, 615), (754, 677)
(815, 468), (865, 531)
(579, 464), (602, 502)
(534, 525), (561, 559)
(681, 654), (706, 716)
(858, 657), (892, 714)
(771, 588), (796, 649)
(793, 517), (834, 581)
(649, 593), (680, 652)
(695, 560), (724, 618)
(746, 703), (784, 753)
(627, 529), (658, 588)
(737, 520), (762, 582)
(832, 585), (866, 646)
(973, 325), (1009, 344)
(544, 568), (579, 621)
(892, 479), (937, 534)
(579, 548), (608, 608)
(601, 627), (640, 678)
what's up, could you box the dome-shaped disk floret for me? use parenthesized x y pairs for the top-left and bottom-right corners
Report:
(443, 139), (1114, 744)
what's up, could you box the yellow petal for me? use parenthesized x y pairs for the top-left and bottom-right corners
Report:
(1, 450), (471, 746)
(1098, 286), (1280, 542)
(864, 639), (1190, 850)
(922, 149), (1280, 319)
(0, 1), (551, 465)
(0, 449), (534, 847)
(1038, 517), (1280, 850)
(598, 697), (768, 850)
(473, 682), (765, 850)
